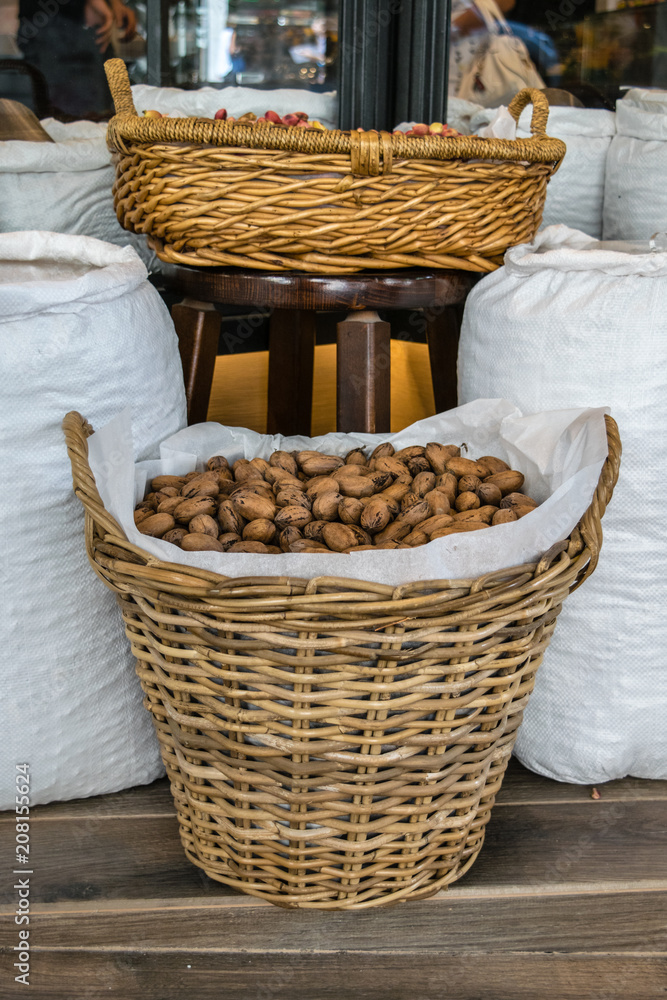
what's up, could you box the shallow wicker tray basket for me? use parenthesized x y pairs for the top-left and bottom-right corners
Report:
(63, 412), (620, 909)
(104, 58), (566, 274)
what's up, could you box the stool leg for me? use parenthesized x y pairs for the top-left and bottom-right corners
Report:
(267, 308), (316, 436)
(336, 309), (391, 434)
(425, 303), (464, 414)
(171, 300), (220, 425)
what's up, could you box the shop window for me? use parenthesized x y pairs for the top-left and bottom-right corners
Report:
(3, 0), (667, 123)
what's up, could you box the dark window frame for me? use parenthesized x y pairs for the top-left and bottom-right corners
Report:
(145, 0), (451, 127)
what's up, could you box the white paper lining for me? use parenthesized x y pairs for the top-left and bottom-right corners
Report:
(86, 399), (609, 588)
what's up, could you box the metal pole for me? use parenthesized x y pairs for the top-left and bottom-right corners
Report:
(338, 0), (399, 131)
(146, 0), (171, 87)
(394, 0), (451, 127)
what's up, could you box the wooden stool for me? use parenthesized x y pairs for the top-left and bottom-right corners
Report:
(167, 267), (476, 433)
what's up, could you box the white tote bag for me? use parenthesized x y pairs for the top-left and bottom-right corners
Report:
(457, 0), (545, 108)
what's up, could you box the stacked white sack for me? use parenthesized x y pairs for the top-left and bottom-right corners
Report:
(0, 119), (156, 269)
(458, 224), (667, 782)
(0, 232), (187, 807)
(603, 88), (667, 240)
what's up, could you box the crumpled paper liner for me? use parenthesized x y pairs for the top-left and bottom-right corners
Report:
(87, 398), (609, 588)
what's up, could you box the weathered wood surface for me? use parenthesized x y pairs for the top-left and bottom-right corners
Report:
(171, 300), (220, 425)
(2, 759), (666, 999)
(20, 890), (667, 953)
(2, 798), (665, 907)
(6, 952), (667, 1000)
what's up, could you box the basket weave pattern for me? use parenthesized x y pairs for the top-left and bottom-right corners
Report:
(64, 413), (620, 909)
(104, 59), (566, 274)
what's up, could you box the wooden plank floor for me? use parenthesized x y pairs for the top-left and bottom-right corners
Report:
(1, 760), (666, 999)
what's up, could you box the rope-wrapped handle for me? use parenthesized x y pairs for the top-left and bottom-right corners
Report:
(508, 88), (550, 136)
(105, 57), (138, 117)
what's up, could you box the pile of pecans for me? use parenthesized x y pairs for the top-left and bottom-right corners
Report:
(133, 442), (539, 555)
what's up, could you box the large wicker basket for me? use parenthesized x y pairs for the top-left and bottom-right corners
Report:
(63, 412), (620, 909)
(104, 59), (566, 274)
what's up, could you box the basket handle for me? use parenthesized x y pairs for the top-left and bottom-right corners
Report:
(570, 414), (621, 590)
(507, 88), (550, 137)
(62, 411), (127, 540)
(104, 58), (138, 118)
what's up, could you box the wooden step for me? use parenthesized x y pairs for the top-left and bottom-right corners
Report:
(1, 760), (666, 999)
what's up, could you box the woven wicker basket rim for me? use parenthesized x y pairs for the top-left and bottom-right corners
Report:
(104, 58), (566, 169)
(63, 411), (620, 602)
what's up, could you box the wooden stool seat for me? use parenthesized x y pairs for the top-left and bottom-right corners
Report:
(167, 266), (476, 433)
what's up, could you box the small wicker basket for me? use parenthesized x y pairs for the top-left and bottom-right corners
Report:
(104, 59), (566, 274)
(63, 412), (619, 909)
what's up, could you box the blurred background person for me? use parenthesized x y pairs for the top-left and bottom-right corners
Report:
(16, 0), (136, 117)
(448, 0), (516, 96)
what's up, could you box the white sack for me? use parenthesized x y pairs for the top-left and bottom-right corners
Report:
(0, 232), (187, 808)
(0, 119), (156, 269)
(458, 224), (667, 782)
(471, 105), (616, 239)
(130, 83), (339, 129)
(442, 96), (485, 135)
(603, 89), (667, 240)
(87, 400), (607, 591)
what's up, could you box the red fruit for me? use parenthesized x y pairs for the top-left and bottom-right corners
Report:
(214, 108), (227, 120)
(293, 111), (309, 121)
(265, 110), (282, 123)
(282, 114), (299, 126)
(295, 119), (310, 127)
(410, 123), (429, 135)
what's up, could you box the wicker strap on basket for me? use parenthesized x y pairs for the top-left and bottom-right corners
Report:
(63, 411), (620, 909)
(103, 59), (566, 274)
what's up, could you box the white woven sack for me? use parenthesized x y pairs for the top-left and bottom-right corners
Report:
(0, 119), (156, 270)
(603, 89), (667, 240)
(130, 83), (338, 129)
(0, 232), (187, 808)
(471, 105), (616, 238)
(458, 224), (667, 782)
